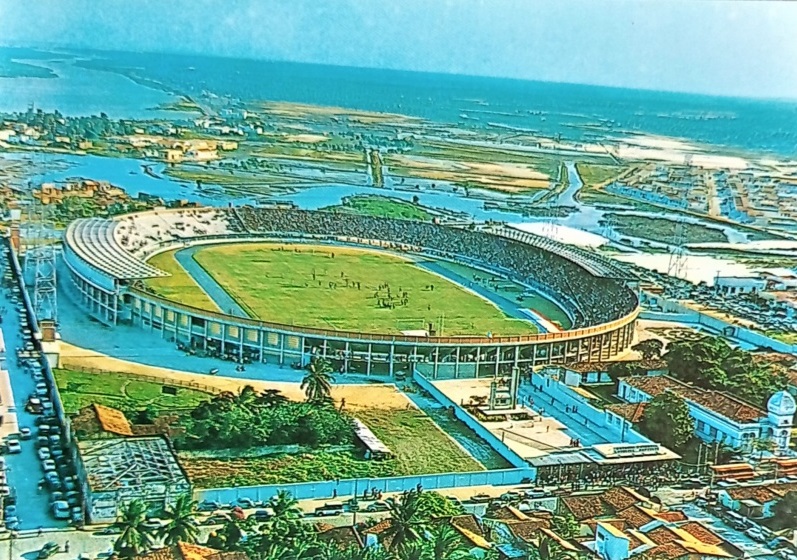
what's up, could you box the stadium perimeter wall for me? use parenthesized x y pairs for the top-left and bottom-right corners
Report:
(412, 371), (531, 468)
(196, 467), (534, 504)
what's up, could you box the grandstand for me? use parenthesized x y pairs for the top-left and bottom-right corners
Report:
(62, 207), (640, 378)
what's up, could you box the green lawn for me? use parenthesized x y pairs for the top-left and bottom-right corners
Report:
(53, 368), (212, 413)
(145, 251), (220, 311)
(601, 214), (729, 244)
(356, 408), (483, 474)
(183, 407), (485, 487)
(322, 195), (434, 221)
(193, 243), (537, 336)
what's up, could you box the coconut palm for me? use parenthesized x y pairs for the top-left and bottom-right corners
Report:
(159, 493), (200, 545)
(112, 500), (157, 558)
(428, 524), (471, 560)
(530, 536), (575, 560)
(383, 490), (428, 551)
(301, 357), (334, 404)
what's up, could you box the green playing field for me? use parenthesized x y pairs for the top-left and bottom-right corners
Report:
(189, 243), (538, 336)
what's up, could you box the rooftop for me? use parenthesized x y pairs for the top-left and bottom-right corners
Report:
(78, 436), (190, 494)
(622, 375), (764, 424)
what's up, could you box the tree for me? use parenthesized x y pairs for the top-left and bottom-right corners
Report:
(428, 524), (471, 560)
(638, 391), (695, 452)
(770, 491), (797, 531)
(632, 339), (664, 360)
(159, 493), (200, 545)
(112, 500), (157, 558)
(301, 357), (335, 404)
(606, 361), (644, 381)
(529, 536), (575, 560)
(384, 490), (428, 551)
(551, 511), (580, 539)
(415, 491), (465, 519)
(751, 436), (775, 459)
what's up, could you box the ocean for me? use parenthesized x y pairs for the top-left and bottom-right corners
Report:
(73, 48), (797, 158)
(1, 47), (796, 157)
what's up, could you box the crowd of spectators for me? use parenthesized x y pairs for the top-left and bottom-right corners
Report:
(229, 206), (638, 327)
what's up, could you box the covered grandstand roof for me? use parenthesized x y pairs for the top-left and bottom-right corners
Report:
(65, 218), (168, 280)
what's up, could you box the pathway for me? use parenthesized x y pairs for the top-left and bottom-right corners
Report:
(174, 246), (248, 318)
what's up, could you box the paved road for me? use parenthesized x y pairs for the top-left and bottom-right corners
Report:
(0, 252), (69, 531)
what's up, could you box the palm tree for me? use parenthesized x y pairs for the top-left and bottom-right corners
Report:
(301, 357), (334, 404)
(159, 493), (200, 545)
(428, 524), (471, 560)
(530, 536), (575, 560)
(112, 500), (157, 558)
(395, 540), (433, 560)
(383, 490), (427, 551)
(259, 491), (311, 547)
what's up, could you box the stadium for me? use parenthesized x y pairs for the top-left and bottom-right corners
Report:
(62, 206), (640, 378)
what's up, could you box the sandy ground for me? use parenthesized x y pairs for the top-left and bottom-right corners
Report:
(58, 342), (414, 410)
(432, 378), (569, 458)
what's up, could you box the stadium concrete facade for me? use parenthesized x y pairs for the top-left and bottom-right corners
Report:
(62, 207), (640, 378)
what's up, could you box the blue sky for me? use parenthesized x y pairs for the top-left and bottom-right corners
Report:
(1, 0), (796, 99)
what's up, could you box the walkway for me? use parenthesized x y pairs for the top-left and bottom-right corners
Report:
(174, 246), (248, 318)
(398, 385), (511, 470)
(0, 251), (68, 530)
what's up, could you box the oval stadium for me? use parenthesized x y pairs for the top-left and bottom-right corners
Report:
(62, 206), (639, 378)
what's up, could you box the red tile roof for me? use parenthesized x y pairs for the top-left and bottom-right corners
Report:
(606, 403), (648, 423)
(623, 375), (763, 423)
(654, 511), (688, 523)
(561, 495), (610, 521)
(646, 526), (681, 545)
(678, 522), (724, 546)
(616, 506), (655, 529)
(640, 542), (691, 560)
(602, 488), (645, 512)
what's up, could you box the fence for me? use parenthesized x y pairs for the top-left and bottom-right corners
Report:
(640, 297), (797, 355)
(412, 370), (531, 469)
(530, 370), (648, 444)
(57, 361), (224, 395)
(197, 467), (533, 504)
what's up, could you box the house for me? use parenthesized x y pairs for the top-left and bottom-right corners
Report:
(617, 375), (795, 453)
(717, 482), (797, 519)
(135, 542), (248, 560)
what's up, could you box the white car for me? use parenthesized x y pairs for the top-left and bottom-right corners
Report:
(38, 448), (51, 461)
(42, 459), (57, 472)
(6, 440), (21, 454)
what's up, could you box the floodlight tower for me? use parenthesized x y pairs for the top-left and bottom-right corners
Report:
(667, 217), (687, 280)
(27, 203), (59, 323)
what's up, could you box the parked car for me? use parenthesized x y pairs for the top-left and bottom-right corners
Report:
(366, 501), (390, 512)
(38, 447), (51, 461)
(314, 502), (345, 517)
(19, 428), (32, 440)
(499, 491), (522, 502)
(42, 459), (57, 472)
(37, 542), (60, 559)
(44, 471), (61, 490)
(52, 500), (70, 519)
(198, 500), (221, 512)
(4, 516), (19, 530)
(6, 439), (20, 454)
(523, 488), (549, 499)
(202, 514), (230, 526)
(251, 509), (273, 521)
(469, 493), (492, 503)
(236, 497), (258, 509)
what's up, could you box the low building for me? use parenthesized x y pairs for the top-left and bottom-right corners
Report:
(617, 375), (795, 453)
(714, 275), (768, 295)
(75, 435), (191, 523)
(717, 482), (797, 519)
(135, 542), (248, 560)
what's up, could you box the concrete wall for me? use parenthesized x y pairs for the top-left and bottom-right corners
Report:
(532, 371), (648, 444)
(640, 296), (797, 355)
(197, 468), (532, 504)
(412, 371), (533, 469)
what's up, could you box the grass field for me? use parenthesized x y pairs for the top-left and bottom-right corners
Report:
(576, 163), (627, 187)
(182, 406), (484, 487)
(145, 251), (220, 311)
(322, 195), (434, 221)
(601, 214), (729, 244)
(53, 368), (212, 413)
(193, 243), (536, 336)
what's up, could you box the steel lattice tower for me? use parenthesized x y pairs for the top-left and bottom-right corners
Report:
(25, 202), (58, 323)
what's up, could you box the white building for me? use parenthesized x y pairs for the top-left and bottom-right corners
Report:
(714, 275), (767, 295)
(617, 375), (795, 454)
